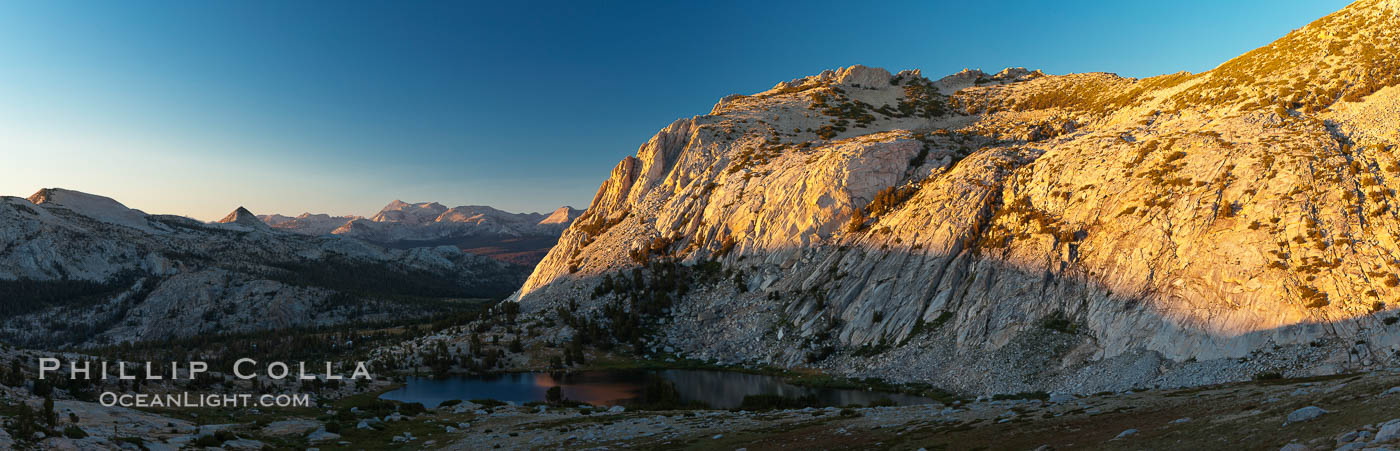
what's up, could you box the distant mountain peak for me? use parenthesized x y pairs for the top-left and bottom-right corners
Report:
(260, 213), (296, 226)
(28, 187), (123, 208)
(218, 206), (268, 228)
(25, 187), (152, 230)
(539, 206), (583, 225)
(372, 200), (449, 225)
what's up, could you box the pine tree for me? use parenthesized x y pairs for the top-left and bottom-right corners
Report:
(43, 394), (56, 427)
(546, 386), (562, 405)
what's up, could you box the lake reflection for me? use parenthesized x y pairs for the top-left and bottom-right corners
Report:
(379, 369), (933, 409)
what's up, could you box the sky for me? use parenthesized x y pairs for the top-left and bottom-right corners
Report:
(0, 0), (1352, 221)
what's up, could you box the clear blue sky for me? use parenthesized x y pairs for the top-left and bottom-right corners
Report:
(0, 0), (1351, 220)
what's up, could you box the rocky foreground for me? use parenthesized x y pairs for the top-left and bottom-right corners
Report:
(3, 367), (1400, 450)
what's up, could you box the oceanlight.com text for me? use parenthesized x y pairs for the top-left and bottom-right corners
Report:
(99, 392), (311, 408)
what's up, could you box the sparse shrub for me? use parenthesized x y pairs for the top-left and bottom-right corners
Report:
(1298, 285), (1329, 308)
(871, 186), (912, 217)
(192, 434), (222, 447)
(715, 235), (738, 257)
(816, 125), (843, 140)
(631, 375), (708, 410)
(846, 210), (867, 233)
(398, 402), (427, 416)
(546, 386), (563, 405)
(471, 399), (507, 408)
(63, 425), (87, 439)
(805, 345), (836, 363)
(738, 394), (820, 411)
(1039, 311), (1079, 334)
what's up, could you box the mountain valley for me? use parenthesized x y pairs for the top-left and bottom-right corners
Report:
(0, 188), (526, 348)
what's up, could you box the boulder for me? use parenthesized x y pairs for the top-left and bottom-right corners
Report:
(222, 439), (267, 450)
(307, 429), (341, 443)
(1377, 419), (1400, 442)
(260, 419), (320, 436)
(1286, 406), (1328, 424)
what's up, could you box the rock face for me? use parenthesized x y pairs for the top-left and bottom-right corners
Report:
(259, 201), (582, 266)
(0, 189), (527, 348)
(516, 1), (1400, 394)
